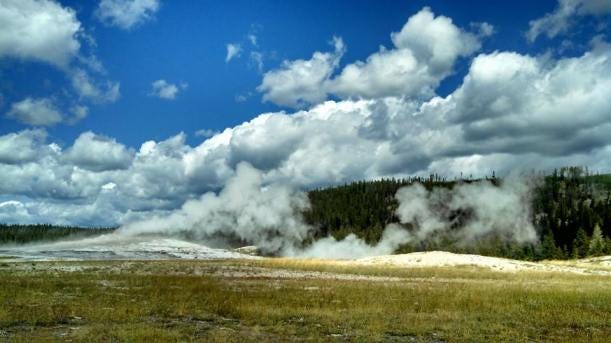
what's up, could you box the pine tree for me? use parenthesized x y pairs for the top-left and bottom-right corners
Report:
(588, 224), (605, 257)
(571, 228), (590, 259)
(540, 232), (562, 260)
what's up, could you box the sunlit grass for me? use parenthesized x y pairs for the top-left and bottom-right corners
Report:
(0, 259), (609, 342)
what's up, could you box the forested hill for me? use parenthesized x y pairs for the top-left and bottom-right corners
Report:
(304, 168), (611, 260)
(1, 168), (610, 261)
(304, 174), (461, 242)
(0, 224), (115, 245)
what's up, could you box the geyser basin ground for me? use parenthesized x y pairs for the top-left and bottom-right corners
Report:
(0, 235), (259, 261)
(0, 257), (610, 341)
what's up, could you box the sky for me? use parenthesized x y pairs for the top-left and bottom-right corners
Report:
(1, 0), (611, 226)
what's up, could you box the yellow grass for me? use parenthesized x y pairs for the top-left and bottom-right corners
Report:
(0, 259), (609, 342)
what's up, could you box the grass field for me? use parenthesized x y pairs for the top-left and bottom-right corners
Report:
(0, 259), (609, 342)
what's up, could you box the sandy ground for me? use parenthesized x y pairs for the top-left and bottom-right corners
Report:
(4, 251), (610, 278)
(0, 236), (260, 261)
(2, 235), (608, 276)
(352, 251), (611, 275)
(1, 260), (403, 282)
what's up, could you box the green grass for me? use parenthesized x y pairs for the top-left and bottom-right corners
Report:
(0, 259), (609, 342)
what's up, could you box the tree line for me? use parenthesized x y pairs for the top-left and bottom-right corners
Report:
(303, 167), (611, 260)
(0, 224), (116, 245)
(1, 167), (610, 260)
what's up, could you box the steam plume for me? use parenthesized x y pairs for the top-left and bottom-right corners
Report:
(117, 165), (537, 259)
(293, 224), (410, 259)
(120, 162), (312, 254)
(393, 177), (538, 245)
(119, 162), (410, 258)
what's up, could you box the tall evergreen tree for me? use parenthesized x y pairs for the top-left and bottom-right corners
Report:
(571, 228), (590, 259)
(588, 224), (606, 257)
(540, 232), (563, 260)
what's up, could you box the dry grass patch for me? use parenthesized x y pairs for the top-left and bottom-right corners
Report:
(0, 259), (609, 342)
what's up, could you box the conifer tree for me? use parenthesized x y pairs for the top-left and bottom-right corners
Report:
(540, 233), (557, 259)
(571, 228), (590, 259)
(588, 224), (605, 256)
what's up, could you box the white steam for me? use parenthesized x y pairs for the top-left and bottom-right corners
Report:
(294, 224), (410, 259)
(119, 162), (410, 258)
(120, 162), (311, 254)
(118, 164), (536, 259)
(394, 177), (537, 245)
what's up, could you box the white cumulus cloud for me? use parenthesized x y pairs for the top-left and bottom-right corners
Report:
(257, 37), (345, 108)
(0, 0), (81, 68)
(1, 7), (611, 229)
(527, 0), (611, 42)
(71, 68), (121, 103)
(0, 0), (121, 124)
(96, 0), (160, 30)
(6, 98), (63, 126)
(259, 7), (481, 108)
(150, 80), (186, 100)
(0, 129), (47, 164)
(64, 132), (135, 172)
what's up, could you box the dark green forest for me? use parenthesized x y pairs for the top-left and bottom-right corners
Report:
(0, 224), (115, 245)
(1, 167), (610, 260)
(304, 167), (611, 260)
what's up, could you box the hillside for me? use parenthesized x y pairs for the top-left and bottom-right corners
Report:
(0, 224), (116, 245)
(2, 168), (610, 261)
(304, 168), (611, 260)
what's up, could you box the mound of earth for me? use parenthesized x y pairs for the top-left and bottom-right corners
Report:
(0, 234), (259, 261)
(355, 251), (611, 275)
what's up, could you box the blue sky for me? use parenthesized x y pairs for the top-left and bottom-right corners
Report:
(1, 0), (568, 147)
(1, 0), (611, 226)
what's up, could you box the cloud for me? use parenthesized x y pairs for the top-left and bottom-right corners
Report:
(224, 24), (264, 70)
(71, 68), (121, 103)
(95, 0), (160, 30)
(68, 105), (89, 124)
(248, 34), (258, 46)
(249, 51), (264, 72)
(150, 79), (186, 100)
(64, 132), (134, 172)
(184, 42), (611, 187)
(471, 22), (495, 37)
(389, 7), (480, 75)
(0, 129), (47, 164)
(2, 8), (611, 229)
(6, 98), (63, 126)
(258, 8), (481, 108)
(225, 43), (242, 63)
(446, 42), (611, 156)
(6, 96), (90, 128)
(257, 37), (345, 108)
(0, 0), (81, 68)
(235, 93), (251, 102)
(0, 0), (121, 124)
(0, 200), (31, 224)
(2, 38), (611, 227)
(195, 129), (219, 138)
(527, 0), (611, 42)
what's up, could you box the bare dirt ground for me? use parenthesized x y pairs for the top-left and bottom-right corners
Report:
(351, 251), (611, 275)
(4, 251), (610, 276)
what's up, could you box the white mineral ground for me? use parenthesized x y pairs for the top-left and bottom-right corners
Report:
(0, 234), (259, 261)
(0, 234), (609, 275)
(351, 251), (611, 275)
